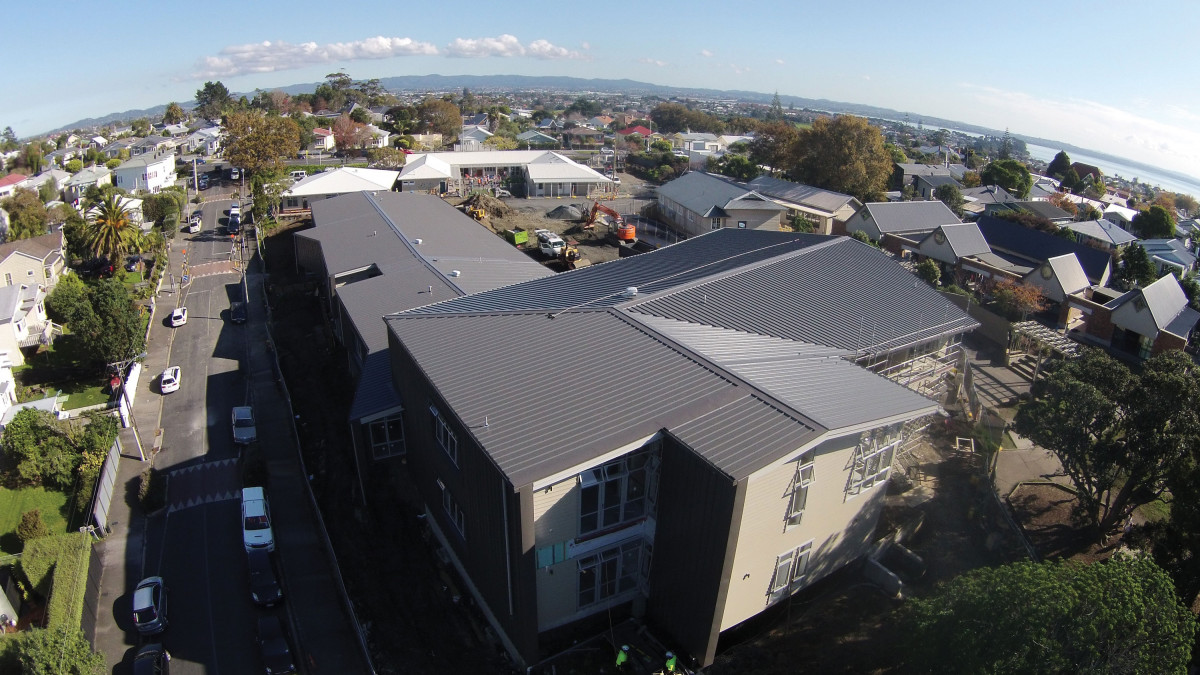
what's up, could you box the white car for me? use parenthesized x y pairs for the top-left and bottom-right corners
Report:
(229, 201), (241, 218)
(186, 211), (202, 233)
(242, 486), (275, 552)
(535, 229), (566, 258)
(160, 366), (181, 394)
(169, 307), (188, 327)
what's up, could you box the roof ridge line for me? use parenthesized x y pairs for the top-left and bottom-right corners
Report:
(364, 191), (466, 296)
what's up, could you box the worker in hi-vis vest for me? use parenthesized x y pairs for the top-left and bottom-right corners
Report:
(615, 644), (630, 671)
(665, 651), (678, 673)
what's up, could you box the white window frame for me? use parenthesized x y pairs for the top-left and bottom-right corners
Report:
(367, 413), (405, 460)
(847, 436), (899, 496)
(578, 450), (655, 536)
(769, 541), (813, 603)
(710, 217), (722, 229)
(577, 538), (647, 609)
(429, 405), (458, 466)
(785, 457), (815, 529)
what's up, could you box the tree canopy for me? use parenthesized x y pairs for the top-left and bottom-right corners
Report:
(980, 159), (1033, 198)
(194, 81), (232, 120)
(791, 115), (891, 202)
(1, 188), (49, 240)
(1117, 242), (1158, 289)
(416, 97), (462, 140)
(222, 111), (301, 175)
(650, 102), (725, 135)
(1014, 349), (1200, 535)
(162, 102), (185, 125)
(84, 193), (138, 262)
(5, 626), (105, 675)
(934, 183), (964, 216)
(1046, 150), (1072, 179)
(1132, 204), (1176, 239)
(63, 278), (145, 367)
(902, 555), (1196, 674)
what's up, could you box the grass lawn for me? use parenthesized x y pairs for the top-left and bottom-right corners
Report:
(0, 485), (70, 554)
(1137, 496), (1171, 523)
(14, 336), (113, 410)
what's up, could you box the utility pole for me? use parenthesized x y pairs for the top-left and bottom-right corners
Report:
(111, 352), (149, 461)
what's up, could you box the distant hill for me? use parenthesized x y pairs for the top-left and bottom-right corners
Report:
(46, 73), (1196, 187)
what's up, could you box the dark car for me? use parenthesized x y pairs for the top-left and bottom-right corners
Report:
(256, 616), (296, 674)
(132, 576), (168, 635)
(133, 643), (171, 675)
(197, 174), (210, 190)
(125, 255), (142, 272)
(230, 301), (247, 324)
(247, 548), (283, 606)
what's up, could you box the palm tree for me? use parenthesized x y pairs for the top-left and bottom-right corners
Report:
(85, 193), (137, 263)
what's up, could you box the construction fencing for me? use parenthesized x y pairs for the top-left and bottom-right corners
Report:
(89, 438), (123, 533)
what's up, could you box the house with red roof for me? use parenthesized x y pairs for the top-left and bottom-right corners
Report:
(0, 174), (29, 199)
(310, 128), (335, 153)
(617, 125), (653, 137)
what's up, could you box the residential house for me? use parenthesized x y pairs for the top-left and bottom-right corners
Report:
(1174, 219), (1197, 240)
(310, 128), (335, 154)
(1070, 162), (1102, 183)
(365, 125), (390, 149)
(162, 124), (189, 138)
(462, 113), (490, 131)
(673, 132), (720, 153)
(128, 135), (174, 157)
(746, 176), (861, 236)
(1139, 239), (1197, 276)
(1021, 254), (1091, 304)
(1063, 219), (1137, 254)
(23, 169), (71, 200)
(0, 174), (29, 199)
(112, 153), (175, 194)
(280, 167), (400, 213)
(458, 127), (493, 151)
(0, 283), (54, 366)
(973, 215), (1112, 286)
(585, 115), (614, 130)
(1102, 203), (1138, 230)
(0, 231), (66, 289)
(184, 127), (222, 156)
(381, 228), (977, 668)
(44, 147), (79, 167)
(909, 222), (991, 269)
(717, 135), (754, 151)
(292, 191), (551, 463)
(409, 133), (443, 151)
(101, 138), (135, 159)
(0, 362), (18, 422)
(63, 166), (112, 204)
(892, 163), (952, 189)
(560, 128), (603, 148)
(959, 185), (1017, 220)
(983, 200), (1073, 225)
(617, 125), (653, 138)
(844, 201), (962, 248)
(398, 150), (610, 197)
(656, 172), (785, 237)
(914, 174), (962, 201)
(1104, 274), (1199, 359)
(515, 130), (559, 148)
(88, 136), (107, 149)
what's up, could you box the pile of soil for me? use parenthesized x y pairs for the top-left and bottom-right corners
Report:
(546, 204), (583, 220)
(462, 193), (511, 218)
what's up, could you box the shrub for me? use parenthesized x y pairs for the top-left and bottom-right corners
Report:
(16, 510), (51, 545)
(20, 532), (92, 630)
(138, 466), (165, 512)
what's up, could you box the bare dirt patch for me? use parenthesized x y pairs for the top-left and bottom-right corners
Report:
(1007, 483), (1123, 562)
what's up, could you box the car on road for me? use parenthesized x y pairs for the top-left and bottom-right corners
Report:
(229, 201), (241, 218)
(247, 548), (283, 607)
(232, 405), (257, 444)
(256, 616), (296, 674)
(198, 174), (209, 190)
(242, 486), (275, 552)
(133, 643), (171, 675)
(230, 301), (247, 324)
(169, 307), (188, 327)
(159, 366), (181, 394)
(230, 167), (240, 181)
(186, 211), (202, 233)
(227, 212), (241, 235)
(132, 576), (168, 635)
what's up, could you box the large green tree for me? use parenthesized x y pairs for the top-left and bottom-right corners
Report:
(84, 193), (138, 262)
(1132, 204), (1176, 239)
(934, 183), (965, 216)
(162, 101), (185, 125)
(1, 187), (49, 240)
(748, 120), (800, 176)
(222, 111), (301, 176)
(416, 97), (463, 140)
(791, 115), (892, 202)
(45, 273), (94, 326)
(0, 409), (78, 488)
(1046, 150), (1072, 179)
(1117, 242), (1158, 289)
(194, 81), (233, 120)
(72, 278), (145, 366)
(902, 555), (1196, 674)
(1015, 349), (1200, 535)
(980, 159), (1033, 198)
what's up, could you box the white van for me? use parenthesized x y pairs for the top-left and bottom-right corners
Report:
(241, 486), (275, 552)
(290, 170), (307, 182)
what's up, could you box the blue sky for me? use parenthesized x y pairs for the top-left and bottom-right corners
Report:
(4, 1), (1198, 181)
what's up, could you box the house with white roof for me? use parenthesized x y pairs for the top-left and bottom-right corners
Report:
(23, 169), (71, 200)
(112, 152), (176, 194)
(280, 167), (400, 213)
(184, 127), (222, 156)
(365, 125), (390, 149)
(397, 150), (610, 197)
(1102, 203), (1139, 230)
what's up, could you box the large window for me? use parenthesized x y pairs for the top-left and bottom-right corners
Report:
(439, 481), (465, 539)
(577, 539), (650, 609)
(768, 541), (813, 603)
(785, 455), (815, 529)
(429, 405), (458, 465)
(578, 451), (657, 536)
(847, 432), (899, 496)
(368, 414), (405, 460)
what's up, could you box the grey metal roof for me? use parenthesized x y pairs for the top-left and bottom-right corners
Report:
(896, 163), (952, 177)
(975, 216), (1111, 283)
(1044, 254), (1091, 296)
(348, 350), (401, 421)
(409, 229), (828, 315)
(627, 237), (977, 358)
(935, 223), (991, 258)
(387, 311), (748, 487)
(747, 176), (858, 214)
(668, 396), (822, 479)
(859, 201), (962, 234)
(961, 185), (1016, 204)
(915, 175), (961, 189)
(1141, 273), (1190, 332)
(1009, 200), (1072, 220)
(1065, 219), (1137, 246)
(1166, 307), (1200, 339)
(1141, 239), (1197, 269)
(656, 172), (782, 218)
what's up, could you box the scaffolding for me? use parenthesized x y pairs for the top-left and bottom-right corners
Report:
(864, 336), (963, 400)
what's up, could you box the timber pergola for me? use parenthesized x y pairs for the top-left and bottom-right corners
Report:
(1010, 320), (1082, 358)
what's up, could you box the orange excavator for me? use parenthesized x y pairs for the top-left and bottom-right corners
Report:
(584, 202), (636, 242)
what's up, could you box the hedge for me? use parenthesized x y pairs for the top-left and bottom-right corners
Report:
(20, 532), (91, 630)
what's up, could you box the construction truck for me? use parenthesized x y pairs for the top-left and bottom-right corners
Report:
(559, 245), (590, 270)
(584, 202), (636, 243)
(535, 229), (567, 258)
(465, 206), (486, 221)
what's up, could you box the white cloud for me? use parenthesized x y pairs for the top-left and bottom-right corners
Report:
(700, 49), (713, 57)
(446, 34), (586, 60)
(581, 41), (591, 50)
(193, 36), (438, 78)
(775, 58), (785, 65)
(731, 64), (751, 75)
(638, 57), (667, 67)
(958, 84), (1200, 181)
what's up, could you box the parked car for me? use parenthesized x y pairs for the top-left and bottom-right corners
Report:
(186, 211), (202, 233)
(289, 170), (307, 182)
(230, 167), (240, 181)
(227, 212), (241, 235)
(232, 406), (257, 444)
(241, 486), (275, 552)
(133, 643), (171, 675)
(535, 229), (566, 258)
(132, 576), (168, 635)
(230, 301), (247, 324)
(229, 201), (241, 218)
(169, 307), (188, 327)
(247, 548), (283, 607)
(198, 174), (209, 190)
(125, 255), (142, 272)
(256, 616), (296, 674)
(159, 366), (181, 394)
